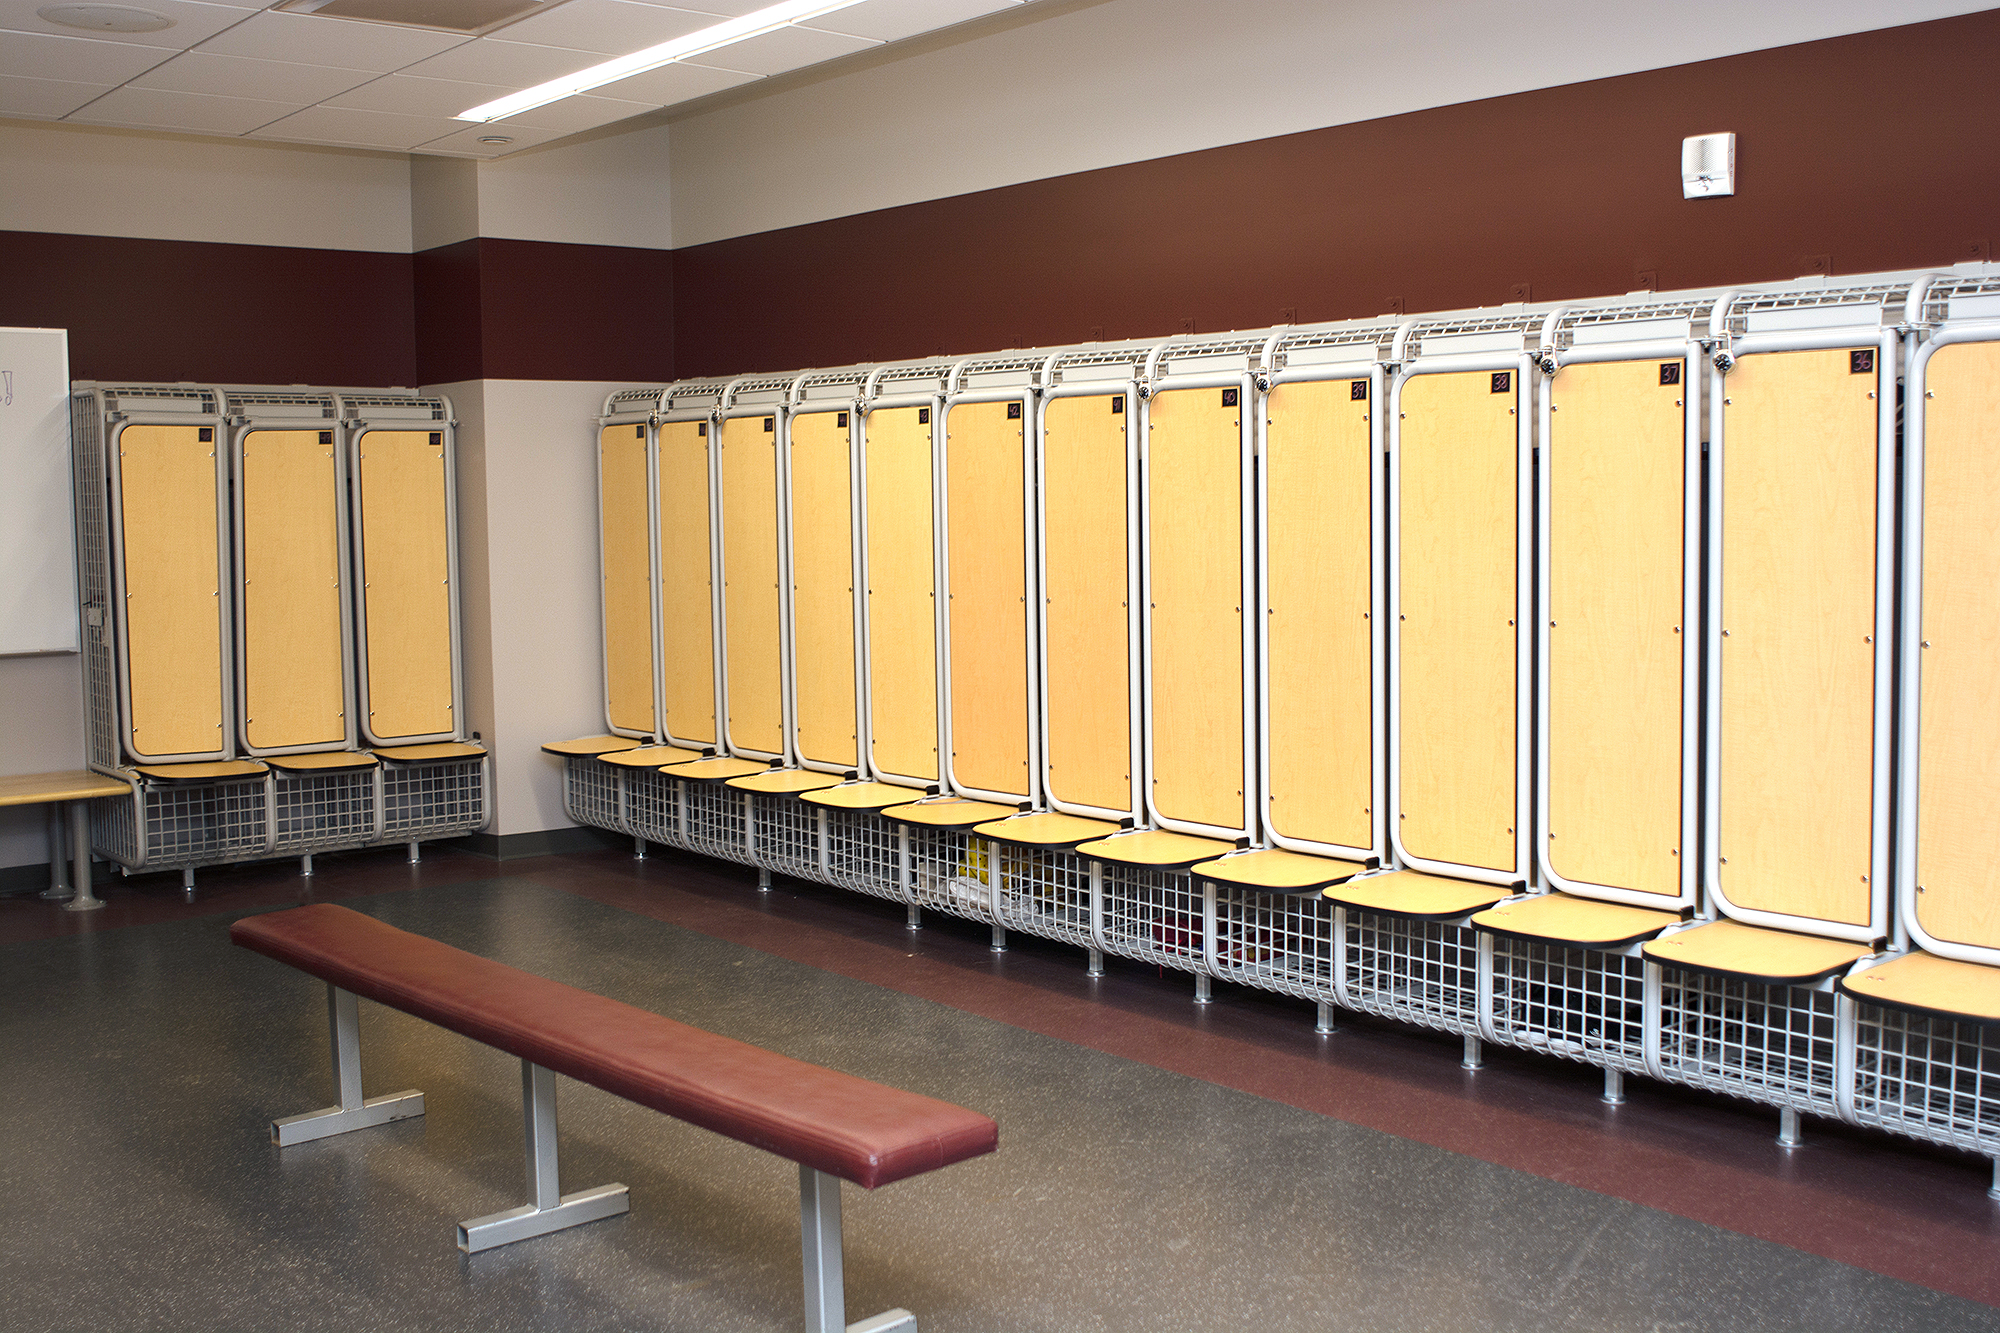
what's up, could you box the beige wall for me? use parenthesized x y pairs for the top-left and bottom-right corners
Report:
(0, 654), (90, 873)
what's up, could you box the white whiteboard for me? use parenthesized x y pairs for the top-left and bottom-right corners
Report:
(0, 328), (76, 656)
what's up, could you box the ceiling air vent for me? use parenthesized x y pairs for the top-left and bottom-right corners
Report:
(276, 0), (567, 37)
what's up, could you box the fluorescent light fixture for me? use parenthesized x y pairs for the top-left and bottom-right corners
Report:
(457, 0), (873, 122)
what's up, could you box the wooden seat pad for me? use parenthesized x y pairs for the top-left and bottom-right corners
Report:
(374, 743), (487, 764)
(1838, 950), (2000, 1025)
(801, 782), (931, 812)
(726, 769), (848, 795)
(1074, 829), (1235, 871)
(231, 905), (996, 1189)
(266, 752), (379, 773)
(1192, 848), (1366, 894)
(601, 745), (706, 769)
(134, 760), (270, 783)
(1323, 869), (1512, 920)
(1473, 893), (1682, 948)
(972, 812), (1120, 849)
(882, 798), (1020, 831)
(668, 757), (774, 782)
(0, 770), (132, 807)
(1643, 919), (1872, 985)
(542, 735), (644, 757)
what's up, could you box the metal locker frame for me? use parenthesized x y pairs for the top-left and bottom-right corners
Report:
(1386, 312), (1539, 888)
(1255, 318), (1400, 867)
(654, 378), (731, 754)
(598, 386), (669, 743)
(1703, 281), (1912, 945)
(1137, 333), (1263, 842)
(715, 373), (800, 765)
(340, 392), (466, 748)
(222, 388), (359, 758)
(939, 351), (1050, 808)
(1036, 344), (1150, 825)
(784, 368), (872, 777)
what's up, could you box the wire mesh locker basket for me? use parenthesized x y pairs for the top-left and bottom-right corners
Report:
(993, 846), (1093, 950)
(1849, 1003), (2000, 1154)
(824, 810), (906, 902)
(1098, 865), (1207, 973)
(1335, 909), (1481, 1035)
(381, 759), (487, 841)
(93, 777), (270, 872)
(272, 769), (377, 852)
(750, 794), (823, 882)
(624, 769), (684, 849)
(1653, 969), (1843, 1116)
(1211, 887), (1336, 1001)
(908, 828), (998, 924)
(563, 757), (627, 835)
(682, 782), (755, 864)
(1482, 937), (1651, 1074)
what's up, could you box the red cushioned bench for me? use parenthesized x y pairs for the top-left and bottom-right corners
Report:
(232, 904), (997, 1333)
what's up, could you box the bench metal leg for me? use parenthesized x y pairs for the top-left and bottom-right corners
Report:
(1602, 1069), (1626, 1105)
(759, 866), (773, 892)
(300, 853), (314, 878)
(634, 836), (647, 860)
(1193, 973), (1212, 1005)
(182, 867), (196, 902)
(905, 905), (921, 931)
(1777, 1107), (1804, 1149)
(1086, 947), (1103, 978)
(989, 924), (1006, 953)
(272, 985), (425, 1146)
(800, 1166), (917, 1333)
(40, 805), (71, 900)
(1461, 1034), (1483, 1071)
(407, 840), (421, 864)
(1315, 1000), (1336, 1035)
(458, 1061), (629, 1253)
(61, 803), (104, 913)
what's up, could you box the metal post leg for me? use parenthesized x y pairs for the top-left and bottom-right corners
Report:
(1989, 1158), (1999, 1202)
(61, 802), (103, 912)
(906, 905), (921, 931)
(270, 985), (424, 1146)
(1602, 1068), (1626, 1105)
(989, 924), (1006, 954)
(759, 867), (773, 893)
(1777, 1107), (1803, 1149)
(1086, 947), (1104, 979)
(457, 1061), (629, 1253)
(407, 840), (421, 864)
(1193, 973), (1212, 1006)
(634, 836), (648, 861)
(181, 867), (196, 902)
(301, 854), (314, 878)
(1315, 1000), (1336, 1035)
(800, 1166), (915, 1333)
(41, 805), (71, 900)
(1461, 1034), (1483, 1071)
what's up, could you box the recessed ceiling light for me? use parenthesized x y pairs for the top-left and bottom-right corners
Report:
(476, 135), (514, 145)
(38, 3), (174, 32)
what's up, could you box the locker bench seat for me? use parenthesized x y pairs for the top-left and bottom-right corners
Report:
(134, 760), (270, 783)
(267, 752), (379, 773)
(374, 743), (486, 764)
(601, 745), (707, 769)
(1192, 848), (1366, 896)
(1073, 829), (1236, 872)
(728, 770), (849, 796)
(971, 812), (1120, 850)
(1838, 951), (2000, 1026)
(1642, 919), (1873, 986)
(1472, 893), (1683, 949)
(1, 769), (132, 912)
(670, 756), (778, 782)
(801, 783), (936, 812)
(232, 904), (994, 1330)
(1322, 869), (1511, 920)
(883, 798), (1021, 831)
(541, 736), (644, 757)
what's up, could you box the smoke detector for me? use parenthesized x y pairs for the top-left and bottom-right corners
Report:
(38, 4), (174, 32)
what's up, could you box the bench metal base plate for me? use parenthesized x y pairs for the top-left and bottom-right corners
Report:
(847, 1311), (917, 1333)
(457, 1182), (630, 1253)
(272, 1089), (425, 1147)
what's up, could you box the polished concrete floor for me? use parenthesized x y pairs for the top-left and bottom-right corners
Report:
(6, 862), (2000, 1332)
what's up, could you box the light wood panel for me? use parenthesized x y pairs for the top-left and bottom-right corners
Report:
(0, 770), (130, 806)
(864, 406), (939, 783)
(602, 744), (703, 768)
(241, 429), (344, 750)
(1718, 349), (1877, 926)
(720, 416), (784, 756)
(1147, 387), (1246, 833)
(671, 755), (770, 780)
(946, 400), (1031, 799)
(658, 420), (717, 746)
(727, 768), (844, 794)
(1546, 360), (1686, 898)
(1396, 372), (1518, 871)
(374, 742), (483, 762)
(1265, 379), (1373, 849)
(1841, 951), (2000, 1025)
(356, 430), (453, 741)
(789, 411), (858, 769)
(1042, 394), (1132, 813)
(972, 811), (1119, 848)
(600, 424), (655, 735)
(266, 751), (376, 772)
(1193, 847), (1365, 891)
(1322, 869), (1511, 919)
(801, 780), (925, 811)
(1641, 919), (1869, 983)
(118, 425), (225, 758)
(541, 734), (641, 756)
(1915, 341), (2000, 951)
(1074, 828), (1236, 869)
(134, 759), (267, 782)
(1471, 892), (1680, 946)
(882, 797), (1018, 829)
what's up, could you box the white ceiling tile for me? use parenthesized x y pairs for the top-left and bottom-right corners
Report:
(412, 121), (570, 157)
(250, 102), (468, 150)
(495, 90), (650, 131)
(324, 72), (514, 117)
(587, 57), (751, 105)
(679, 22), (875, 76)
(799, 0), (1018, 44)
(69, 84), (301, 133)
(0, 0), (254, 50)
(131, 50), (377, 101)
(628, 0), (776, 15)
(488, 0), (715, 55)
(397, 36), (597, 86)
(0, 71), (114, 116)
(199, 11), (470, 72)
(0, 30), (172, 82)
